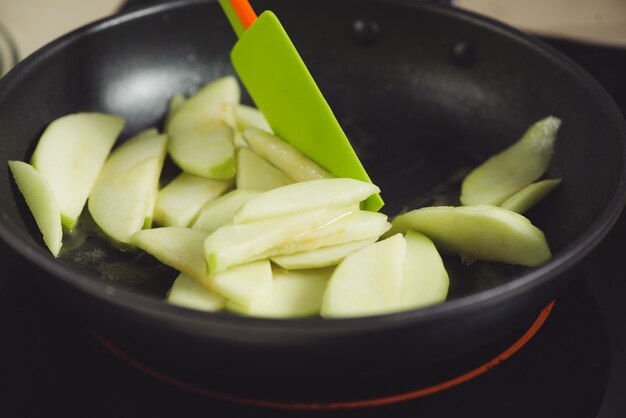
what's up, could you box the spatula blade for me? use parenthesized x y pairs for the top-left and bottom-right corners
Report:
(231, 11), (383, 211)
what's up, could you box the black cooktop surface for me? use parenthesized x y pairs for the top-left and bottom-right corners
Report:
(2, 2), (626, 417)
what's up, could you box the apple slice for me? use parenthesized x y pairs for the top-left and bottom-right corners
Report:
(500, 178), (562, 214)
(229, 267), (333, 318)
(193, 189), (261, 233)
(236, 104), (272, 133)
(31, 112), (125, 230)
(233, 178), (380, 224)
(402, 230), (449, 310)
(166, 95), (237, 150)
(204, 206), (354, 273)
(167, 273), (225, 312)
(321, 234), (406, 318)
(388, 205), (551, 267)
(168, 121), (236, 179)
(271, 239), (376, 269)
(88, 130), (167, 245)
(460, 116), (561, 206)
(236, 148), (294, 191)
(243, 127), (333, 181)
(131, 128), (159, 139)
(8, 161), (63, 257)
(165, 94), (186, 128)
(132, 227), (271, 308)
(166, 75), (240, 137)
(132, 129), (161, 229)
(206, 259), (272, 310)
(154, 172), (232, 227)
(132, 227), (210, 283)
(217, 105), (246, 150)
(270, 210), (389, 257)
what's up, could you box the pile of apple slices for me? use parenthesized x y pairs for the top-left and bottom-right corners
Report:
(387, 116), (562, 267)
(7, 76), (451, 318)
(460, 116), (562, 212)
(133, 178), (440, 318)
(9, 113), (126, 256)
(8, 74), (561, 319)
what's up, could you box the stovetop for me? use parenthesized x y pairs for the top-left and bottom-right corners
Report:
(1, 4), (626, 418)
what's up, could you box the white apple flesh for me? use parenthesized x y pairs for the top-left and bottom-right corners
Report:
(132, 226), (273, 309)
(165, 94), (186, 128)
(88, 130), (167, 245)
(154, 172), (232, 227)
(132, 226), (210, 283)
(166, 75), (240, 137)
(271, 239), (376, 270)
(321, 234), (406, 318)
(401, 230), (449, 310)
(168, 121), (236, 179)
(31, 112), (125, 230)
(243, 127), (333, 181)
(388, 205), (551, 267)
(460, 116), (561, 206)
(193, 189), (261, 234)
(236, 104), (272, 133)
(236, 147), (294, 191)
(206, 259), (273, 310)
(270, 210), (389, 257)
(204, 206), (355, 273)
(167, 273), (225, 312)
(8, 160), (63, 257)
(500, 178), (562, 214)
(229, 267), (333, 318)
(233, 178), (380, 223)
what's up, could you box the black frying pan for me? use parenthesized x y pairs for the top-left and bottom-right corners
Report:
(0, 0), (625, 398)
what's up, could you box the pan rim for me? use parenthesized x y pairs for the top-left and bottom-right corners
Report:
(1, 0), (625, 335)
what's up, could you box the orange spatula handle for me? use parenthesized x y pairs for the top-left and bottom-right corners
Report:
(229, 0), (258, 30)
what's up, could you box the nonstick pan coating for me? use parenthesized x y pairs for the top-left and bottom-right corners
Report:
(0, 0), (625, 385)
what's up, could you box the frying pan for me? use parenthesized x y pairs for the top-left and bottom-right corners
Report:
(1, 0), (625, 397)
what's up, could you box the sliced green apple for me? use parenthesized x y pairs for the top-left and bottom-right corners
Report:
(168, 121), (235, 179)
(271, 239), (376, 269)
(167, 273), (225, 312)
(134, 129), (161, 229)
(165, 94), (186, 129)
(8, 160), (63, 257)
(230, 267), (333, 318)
(388, 205), (551, 267)
(233, 178), (380, 224)
(154, 172), (232, 227)
(88, 130), (167, 245)
(402, 230), (449, 310)
(225, 104), (249, 150)
(204, 206), (354, 273)
(236, 104), (272, 133)
(321, 234), (406, 318)
(166, 75), (240, 137)
(31, 112), (125, 230)
(192, 189), (261, 233)
(132, 227), (210, 283)
(243, 127), (333, 181)
(271, 210), (389, 257)
(132, 226), (272, 308)
(460, 116), (561, 206)
(500, 178), (562, 214)
(236, 148), (294, 191)
(206, 259), (272, 310)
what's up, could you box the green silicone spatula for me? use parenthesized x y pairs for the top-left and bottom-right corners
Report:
(218, 0), (384, 211)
